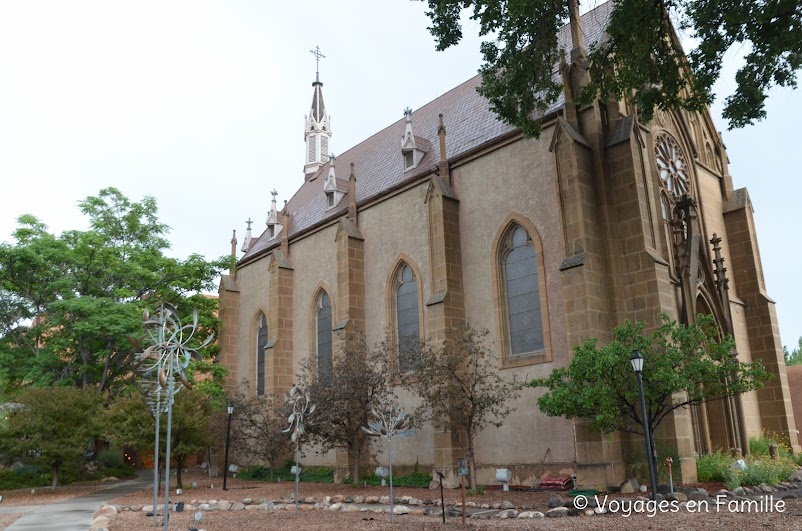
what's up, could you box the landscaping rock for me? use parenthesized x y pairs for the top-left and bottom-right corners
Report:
(353, 496), (365, 504)
(500, 500), (515, 510)
(393, 505), (411, 515)
(688, 490), (709, 501)
(365, 496), (379, 504)
(594, 506), (607, 514)
(303, 496), (317, 503)
(379, 496), (390, 504)
(497, 509), (518, 519)
(666, 492), (688, 502)
(93, 505), (117, 519)
(241, 497), (253, 505)
(231, 502), (245, 511)
(341, 504), (360, 512)
(329, 502), (343, 511)
(546, 507), (569, 518)
(344, 496), (354, 503)
(548, 492), (565, 508)
(518, 511), (544, 518)
(620, 478), (639, 494)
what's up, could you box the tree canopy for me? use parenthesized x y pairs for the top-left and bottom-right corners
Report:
(0, 386), (103, 491)
(420, 0), (802, 136)
(0, 188), (226, 396)
(532, 314), (770, 437)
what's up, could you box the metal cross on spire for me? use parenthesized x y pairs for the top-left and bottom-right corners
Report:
(245, 218), (253, 230)
(271, 188), (278, 201)
(310, 46), (325, 82)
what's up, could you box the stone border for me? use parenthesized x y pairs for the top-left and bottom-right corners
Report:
(97, 476), (802, 528)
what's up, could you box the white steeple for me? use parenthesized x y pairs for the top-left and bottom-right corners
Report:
(304, 46), (332, 179)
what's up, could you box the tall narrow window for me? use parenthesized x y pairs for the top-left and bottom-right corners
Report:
(256, 313), (267, 396)
(316, 291), (333, 379)
(502, 226), (544, 356)
(395, 264), (420, 373)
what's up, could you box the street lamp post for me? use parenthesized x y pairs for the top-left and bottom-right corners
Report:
(223, 401), (234, 490)
(631, 349), (659, 501)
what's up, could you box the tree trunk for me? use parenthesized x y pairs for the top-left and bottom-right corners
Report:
(176, 457), (185, 488)
(352, 445), (360, 486)
(51, 464), (59, 492)
(468, 430), (477, 491)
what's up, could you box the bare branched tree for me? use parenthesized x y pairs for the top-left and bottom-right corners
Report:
(231, 381), (293, 481)
(404, 323), (526, 490)
(298, 333), (392, 483)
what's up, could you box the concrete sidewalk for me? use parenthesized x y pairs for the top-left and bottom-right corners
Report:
(6, 470), (152, 531)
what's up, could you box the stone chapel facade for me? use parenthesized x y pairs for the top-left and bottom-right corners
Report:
(217, 3), (798, 489)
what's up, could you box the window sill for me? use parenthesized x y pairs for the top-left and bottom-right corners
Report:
(501, 351), (549, 369)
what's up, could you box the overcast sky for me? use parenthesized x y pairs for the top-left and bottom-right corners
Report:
(1, 1), (800, 349)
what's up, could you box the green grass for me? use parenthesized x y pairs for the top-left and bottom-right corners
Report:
(239, 464), (334, 483)
(345, 469), (432, 488)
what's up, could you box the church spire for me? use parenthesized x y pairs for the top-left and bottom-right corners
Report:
(304, 46), (332, 179)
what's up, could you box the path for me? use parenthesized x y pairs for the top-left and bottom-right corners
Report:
(5, 470), (152, 531)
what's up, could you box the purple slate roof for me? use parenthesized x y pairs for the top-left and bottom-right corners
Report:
(241, 2), (613, 265)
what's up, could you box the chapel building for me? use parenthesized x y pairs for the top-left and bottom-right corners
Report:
(217, 2), (798, 488)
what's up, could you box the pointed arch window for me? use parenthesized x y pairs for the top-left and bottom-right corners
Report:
(316, 291), (333, 379)
(395, 264), (420, 373)
(256, 313), (267, 396)
(501, 226), (544, 356)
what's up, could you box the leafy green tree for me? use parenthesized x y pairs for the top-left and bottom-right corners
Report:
(532, 314), (771, 440)
(404, 323), (525, 490)
(0, 188), (226, 394)
(420, 0), (801, 136)
(784, 337), (802, 366)
(104, 388), (216, 488)
(0, 387), (103, 491)
(298, 334), (391, 483)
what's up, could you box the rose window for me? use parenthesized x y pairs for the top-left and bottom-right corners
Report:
(654, 134), (690, 199)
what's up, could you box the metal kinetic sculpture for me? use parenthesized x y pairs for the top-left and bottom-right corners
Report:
(137, 302), (213, 531)
(362, 403), (414, 523)
(282, 385), (315, 514)
(137, 377), (164, 528)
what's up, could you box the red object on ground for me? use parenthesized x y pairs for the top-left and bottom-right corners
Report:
(537, 476), (573, 489)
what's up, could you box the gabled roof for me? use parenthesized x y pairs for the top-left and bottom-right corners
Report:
(241, 2), (613, 265)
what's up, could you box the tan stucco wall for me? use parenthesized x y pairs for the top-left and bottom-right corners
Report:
(233, 258), (271, 392)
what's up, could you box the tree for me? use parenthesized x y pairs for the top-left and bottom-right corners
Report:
(0, 387), (103, 491)
(104, 388), (216, 488)
(0, 188), (226, 394)
(298, 334), (392, 483)
(404, 323), (525, 490)
(230, 382), (293, 481)
(532, 314), (771, 441)
(784, 337), (802, 366)
(420, 0), (802, 136)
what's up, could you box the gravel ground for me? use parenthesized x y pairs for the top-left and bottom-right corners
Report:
(0, 511), (26, 529)
(106, 470), (802, 530)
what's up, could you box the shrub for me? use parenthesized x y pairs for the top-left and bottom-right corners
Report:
(749, 431), (794, 460)
(467, 486), (485, 496)
(696, 451), (732, 483)
(0, 466), (49, 490)
(696, 450), (796, 489)
(97, 448), (124, 470)
(725, 456), (796, 489)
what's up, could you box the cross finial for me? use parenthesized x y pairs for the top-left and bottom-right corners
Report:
(245, 218), (253, 230)
(310, 46), (326, 83)
(270, 189), (278, 201)
(404, 107), (412, 117)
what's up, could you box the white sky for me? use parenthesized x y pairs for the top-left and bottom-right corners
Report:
(1, 1), (800, 349)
